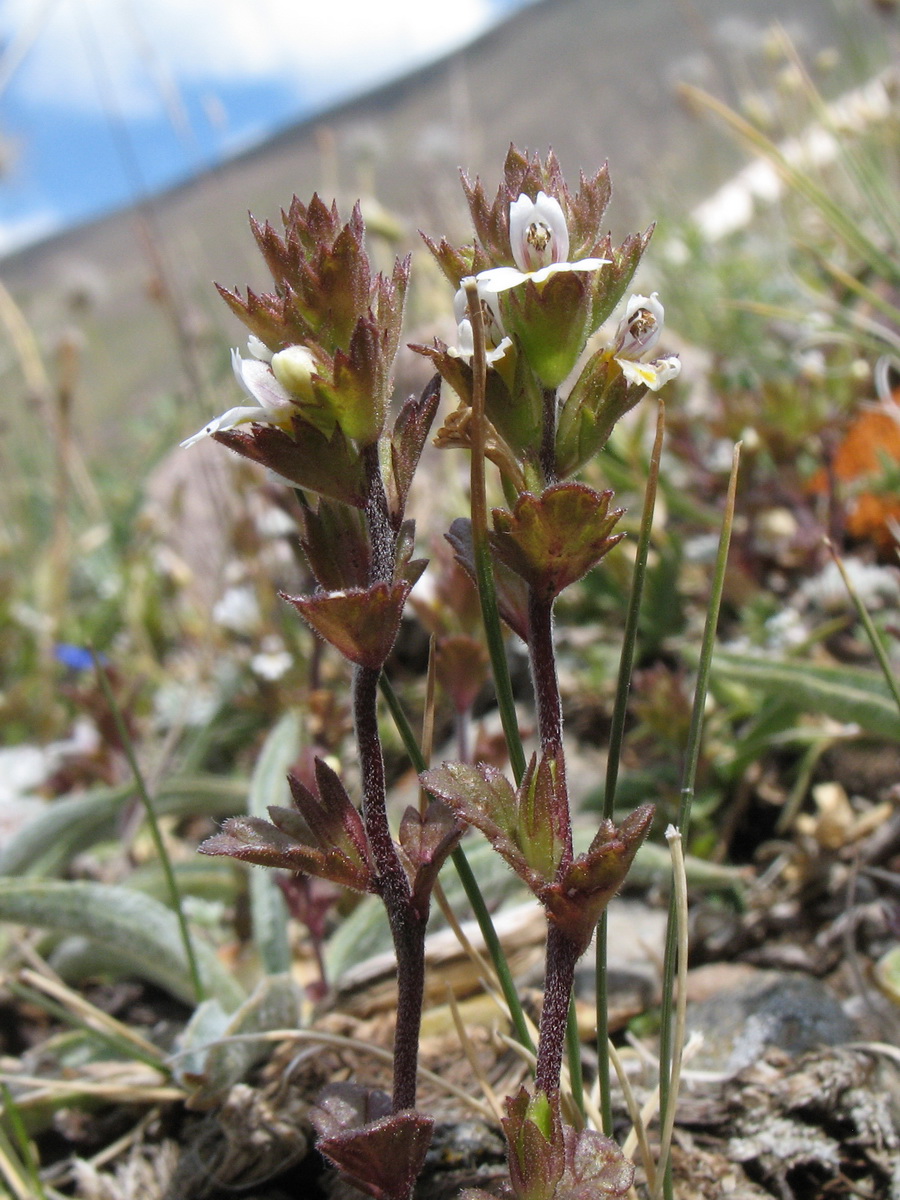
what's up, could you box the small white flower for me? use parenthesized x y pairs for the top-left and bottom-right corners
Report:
(613, 292), (681, 393)
(251, 637), (294, 681)
(474, 192), (609, 295)
(615, 293), (665, 360)
(181, 343), (303, 448)
(451, 283), (513, 364)
(213, 584), (262, 634)
(510, 191), (570, 271)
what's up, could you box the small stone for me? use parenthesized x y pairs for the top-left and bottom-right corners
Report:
(685, 970), (856, 1075)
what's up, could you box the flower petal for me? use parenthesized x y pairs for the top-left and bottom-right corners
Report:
(473, 265), (531, 294)
(247, 335), (273, 362)
(232, 351), (295, 415)
(618, 354), (681, 391)
(509, 191), (569, 272)
(616, 291), (665, 359)
(528, 257), (609, 285)
(180, 405), (269, 448)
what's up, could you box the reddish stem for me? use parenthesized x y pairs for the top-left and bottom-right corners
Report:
(354, 441), (428, 1113)
(535, 923), (579, 1097)
(527, 589), (572, 868)
(528, 584), (579, 1101)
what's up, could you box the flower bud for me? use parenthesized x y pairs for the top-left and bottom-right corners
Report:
(272, 344), (318, 402)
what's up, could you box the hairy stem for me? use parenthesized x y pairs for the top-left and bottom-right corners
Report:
(527, 589), (572, 867)
(356, 441), (428, 1112)
(363, 440), (396, 583)
(527, 586), (584, 1104)
(535, 923), (580, 1097)
(355, 663), (424, 1110)
(540, 386), (558, 485)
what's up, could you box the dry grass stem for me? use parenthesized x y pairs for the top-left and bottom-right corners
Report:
(446, 987), (505, 1123)
(651, 825), (690, 1199)
(14, 968), (164, 1062)
(607, 1038), (656, 1192)
(170, 1029), (496, 1119)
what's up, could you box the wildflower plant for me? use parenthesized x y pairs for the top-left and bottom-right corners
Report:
(189, 148), (683, 1200)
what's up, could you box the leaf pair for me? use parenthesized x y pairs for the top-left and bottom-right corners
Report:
(423, 759), (653, 954)
(201, 758), (463, 917)
(462, 1086), (634, 1200)
(199, 757), (376, 894)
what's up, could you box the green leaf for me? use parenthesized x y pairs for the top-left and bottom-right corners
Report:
(171, 973), (300, 1108)
(0, 776), (248, 878)
(0, 880), (245, 1011)
(711, 650), (900, 740)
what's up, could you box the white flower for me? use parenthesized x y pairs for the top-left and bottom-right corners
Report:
(451, 282), (513, 364)
(615, 293), (665, 359)
(510, 190), (570, 271)
(213, 584), (261, 634)
(474, 192), (609, 294)
(181, 341), (304, 448)
(251, 637), (294, 681)
(613, 292), (681, 393)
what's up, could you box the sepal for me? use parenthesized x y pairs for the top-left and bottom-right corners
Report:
(420, 756), (567, 893)
(541, 803), (654, 954)
(502, 1087), (565, 1200)
(299, 500), (370, 590)
(388, 374), (441, 519)
(555, 358), (641, 479)
(198, 756), (375, 893)
(490, 484), (625, 602)
(422, 760), (654, 954)
(283, 580), (412, 669)
(586, 226), (653, 335)
(213, 419), (367, 507)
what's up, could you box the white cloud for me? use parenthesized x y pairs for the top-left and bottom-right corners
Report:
(0, 207), (60, 256)
(2, 0), (495, 117)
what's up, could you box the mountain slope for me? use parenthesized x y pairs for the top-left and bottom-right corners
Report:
(0, 0), (889, 461)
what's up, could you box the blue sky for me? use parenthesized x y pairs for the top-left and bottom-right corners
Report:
(0, 0), (531, 256)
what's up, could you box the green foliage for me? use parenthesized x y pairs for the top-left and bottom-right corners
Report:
(710, 649), (900, 740)
(0, 880), (245, 1009)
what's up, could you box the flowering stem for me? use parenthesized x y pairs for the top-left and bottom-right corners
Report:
(527, 590), (572, 867)
(355, 662), (424, 1111)
(540, 386), (558, 485)
(362, 441), (396, 584)
(357, 440), (427, 1112)
(527, 586), (587, 1109)
(379, 672), (536, 1055)
(464, 278), (526, 786)
(534, 923), (579, 1098)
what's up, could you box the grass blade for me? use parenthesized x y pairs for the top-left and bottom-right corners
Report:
(93, 655), (205, 1003)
